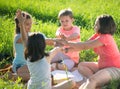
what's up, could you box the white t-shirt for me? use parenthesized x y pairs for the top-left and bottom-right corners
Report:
(27, 57), (51, 89)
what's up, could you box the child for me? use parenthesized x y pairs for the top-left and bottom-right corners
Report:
(51, 8), (80, 71)
(0, 9), (60, 82)
(0, 10), (33, 82)
(16, 9), (76, 89)
(12, 11), (32, 82)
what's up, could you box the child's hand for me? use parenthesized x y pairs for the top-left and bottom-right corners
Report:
(54, 41), (64, 47)
(54, 47), (69, 54)
(59, 33), (66, 40)
(60, 34), (66, 39)
(53, 38), (64, 47)
(16, 9), (26, 24)
(54, 47), (63, 52)
(59, 39), (68, 46)
(53, 38), (68, 46)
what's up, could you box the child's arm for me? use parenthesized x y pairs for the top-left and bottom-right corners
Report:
(16, 9), (28, 47)
(65, 33), (80, 41)
(45, 38), (64, 47)
(58, 32), (80, 41)
(45, 38), (61, 46)
(45, 38), (55, 45)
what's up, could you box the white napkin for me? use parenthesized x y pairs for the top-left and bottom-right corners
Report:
(51, 70), (83, 82)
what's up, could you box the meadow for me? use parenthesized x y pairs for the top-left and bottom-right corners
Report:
(0, 0), (120, 88)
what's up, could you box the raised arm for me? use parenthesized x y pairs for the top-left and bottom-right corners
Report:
(16, 9), (28, 47)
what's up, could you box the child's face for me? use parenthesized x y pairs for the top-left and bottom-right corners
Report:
(24, 19), (32, 32)
(59, 15), (74, 30)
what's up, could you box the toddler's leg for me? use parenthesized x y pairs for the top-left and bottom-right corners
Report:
(51, 52), (64, 63)
(64, 59), (75, 71)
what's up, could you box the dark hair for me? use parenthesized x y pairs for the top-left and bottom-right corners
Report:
(58, 8), (73, 19)
(14, 11), (32, 34)
(25, 33), (49, 62)
(97, 15), (116, 35)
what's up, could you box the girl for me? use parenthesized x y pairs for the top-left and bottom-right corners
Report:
(16, 9), (75, 89)
(51, 8), (80, 71)
(0, 10), (32, 82)
(12, 11), (32, 82)
(0, 9), (59, 82)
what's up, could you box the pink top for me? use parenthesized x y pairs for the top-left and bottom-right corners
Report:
(90, 33), (120, 69)
(56, 26), (80, 63)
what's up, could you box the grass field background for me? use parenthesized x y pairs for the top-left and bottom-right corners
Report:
(0, 0), (120, 88)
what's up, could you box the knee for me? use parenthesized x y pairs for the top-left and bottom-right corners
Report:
(78, 62), (86, 68)
(78, 62), (85, 70)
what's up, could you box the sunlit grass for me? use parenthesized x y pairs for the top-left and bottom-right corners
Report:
(0, 74), (25, 89)
(0, 0), (120, 88)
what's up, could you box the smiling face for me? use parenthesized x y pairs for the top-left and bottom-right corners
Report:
(59, 15), (74, 30)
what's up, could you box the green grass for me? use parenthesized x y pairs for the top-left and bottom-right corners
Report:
(0, 78), (25, 89)
(0, 16), (14, 59)
(0, 0), (120, 30)
(0, 0), (120, 89)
